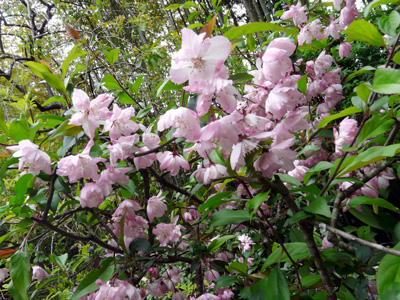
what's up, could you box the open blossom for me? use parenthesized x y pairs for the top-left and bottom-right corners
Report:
(143, 125), (160, 149)
(7, 139), (52, 175)
(103, 104), (138, 140)
(134, 147), (157, 169)
(147, 191), (167, 222)
(153, 223), (181, 246)
(57, 140), (107, 183)
(298, 19), (323, 46)
(158, 107), (201, 141)
(107, 135), (139, 166)
(96, 166), (132, 196)
(238, 234), (254, 251)
(157, 151), (190, 176)
(95, 279), (142, 300)
(69, 89), (113, 139)
(32, 266), (50, 281)
(80, 182), (104, 208)
(170, 28), (231, 87)
(281, 0), (308, 26)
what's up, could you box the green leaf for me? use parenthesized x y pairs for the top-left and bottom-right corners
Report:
(187, 23), (204, 29)
(61, 45), (88, 79)
(9, 119), (29, 142)
(371, 68), (400, 94)
(381, 283), (400, 300)
(226, 261), (248, 275)
(101, 74), (122, 90)
(344, 66), (376, 84)
(349, 207), (385, 230)
(303, 197), (332, 218)
(214, 275), (238, 290)
(348, 196), (399, 212)
(262, 243), (310, 269)
(42, 95), (65, 107)
(265, 268), (290, 300)
(132, 75), (145, 93)
(377, 242), (400, 296)
(223, 22), (298, 40)
(247, 34), (255, 52)
(89, 143), (103, 157)
(156, 79), (184, 96)
(228, 72), (254, 82)
(209, 149), (227, 167)
(118, 92), (135, 104)
(199, 191), (233, 213)
(357, 114), (395, 146)
(70, 257), (115, 300)
(24, 61), (50, 80)
(298, 74), (308, 95)
(50, 253), (68, 269)
(317, 106), (361, 129)
(208, 235), (236, 252)
(129, 238), (152, 252)
(14, 174), (34, 206)
(49, 119), (82, 140)
(246, 191), (270, 220)
(344, 20), (385, 47)
(210, 209), (251, 231)
(42, 72), (67, 95)
(338, 144), (400, 176)
(393, 51), (400, 65)
(104, 48), (120, 67)
(9, 245), (31, 300)
(364, 0), (400, 17)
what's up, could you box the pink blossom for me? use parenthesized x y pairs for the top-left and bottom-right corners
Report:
(195, 293), (221, 300)
(298, 19), (323, 46)
(7, 139), (52, 175)
(0, 268), (9, 283)
(340, 6), (359, 26)
(205, 269), (220, 282)
(192, 164), (227, 184)
(147, 191), (167, 222)
(158, 107), (201, 141)
(262, 47), (293, 83)
(69, 89), (113, 139)
(323, 17), (344, 40)
(288, 160), (309, 182)
(314, 51), (333, 77)
(80, 182), (104, 208)
(32, 266), (50, 281)
(162, 266), (182, 291)
(96, 166), (132, 196)
(143, 126), (160, 149)
(322, 236), (335, 249)
(339, 42), (352, 59)
(170, 28), (231, 86)
(230, 139), (259, 170)
(153, 223), (181, 246)
(281, 0), (308, 26)
(133, 147), (157, 169)
(57, 140), (107, 183)
(103, 104), (138, 140)
(334, 117), (358, 153)
(157, 151), (190, 176)
(238, 234), (254, 251)
(172, 292), (187, 300)
(148, 267), (159, 278)
(106, 135), (139, 166)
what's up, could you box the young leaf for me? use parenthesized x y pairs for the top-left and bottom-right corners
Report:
(9, 245), (31, 300)
(104, 48), (120, 67)
(223, 22), (298, 41)
(210, 209), (251, 231)
(344, 20), (385, 47)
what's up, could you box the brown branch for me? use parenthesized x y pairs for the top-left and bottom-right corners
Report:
(42, 167), (58, 221)
(133, 138), (176, 157)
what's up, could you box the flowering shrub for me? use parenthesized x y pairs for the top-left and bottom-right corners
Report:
(2, 1), (400, 300)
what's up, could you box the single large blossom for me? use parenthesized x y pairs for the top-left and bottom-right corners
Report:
(158, 107), (201, 141)
(7, 140), (52, 175)
(69, 89), (113, 139)
(157, 151), (190, 176)
(57, 140), (107, 183)
(103, 104), (139, 140)
(170, 28), (232, 86)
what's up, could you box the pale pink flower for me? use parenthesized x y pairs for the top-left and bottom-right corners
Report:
(0, 268), (9, 283)
(192, 164), (228, 184)
(195, 293), (221, 300)
(314, 51), (333, 77)
(157, 151), (190, 176)
(162, 266), (182, 291)
(334, 0), (343, 10)
(334, 117), (358, 153)
(7, 140), (52, 175)
(134, 147), (157, 169)
(262, 47), (293, 83)
(339, 42), (352, 59)
(158, 107), (201, 141)
(143, 125), (160, 149)
(69, 89), (113, 139)
(32, 266), (50, 281)
(103, 104), (138, 140)
(107, 135), (139, 166)
(230, 139), (259, 170)
(153, 223), (181, 246)
(322, 236), (334, 249)
(340, 6), (359, 26)
(323, 17), (344, 40)
(205, 269), (220, 282)
(148, 267), (159, 278)
(281, 0), (308, 25)
(80, 182), (104, 208)
(147, 191), (167, 222)
(298, 19), (323, 46)
(57, 140), (107, 183)
(96, 166), (132, 196)
(170, 28), (231, 86)
(238, 234), (254, 252)
(288, 160), (309, 182)
(172, 292), (187, 300)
